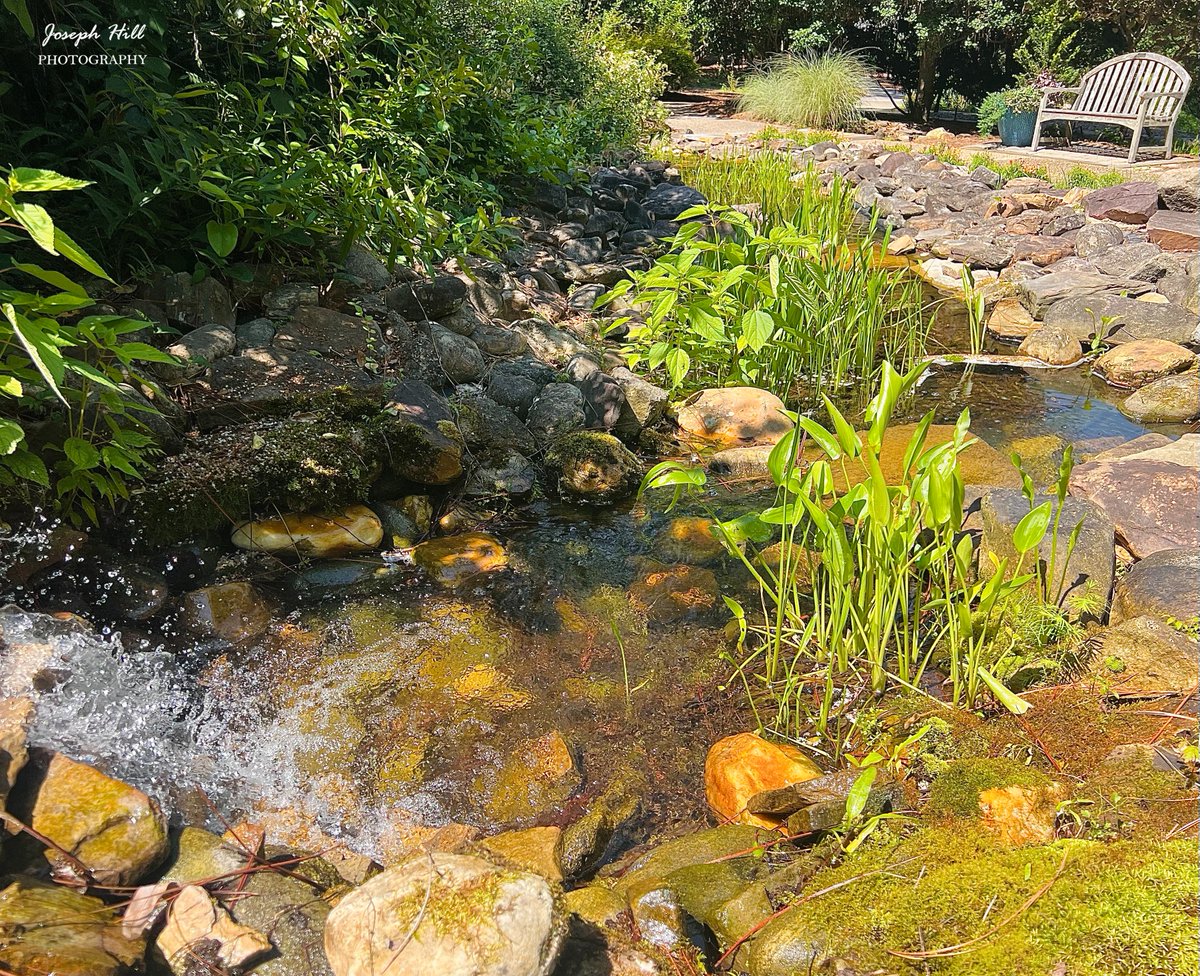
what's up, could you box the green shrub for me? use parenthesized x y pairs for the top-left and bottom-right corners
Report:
(0, 168), (174, 523)
(737, 50), (870, 130)
(977, 86), (1044, 135)
(0, 0), (664, 275)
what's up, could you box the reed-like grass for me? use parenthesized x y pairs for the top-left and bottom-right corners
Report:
(737, 51), (869, 131)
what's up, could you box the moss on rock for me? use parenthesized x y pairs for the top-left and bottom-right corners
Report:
(925, 757), (1050, 819)
(743, 826), (1198, 976)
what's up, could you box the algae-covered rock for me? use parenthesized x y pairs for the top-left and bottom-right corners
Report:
(181, 580), (273, 642)
(559, 774), (644, 879)
(653, 516), (725, 564)
(544, 431), (642, 504)
(0, 879), (144, 975)
(479, 826), (564, 882)
(627, 559), (719, 626)
(476, 731), (581, 824)
(1086, 616), (1199, 697)
(128, 415), (381, 544)
(323, 852), (565, 976)
(9, 749), (169, 886)
(413, 532), (509, 585)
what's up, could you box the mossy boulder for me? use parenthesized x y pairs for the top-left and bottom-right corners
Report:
(0, 879), (144, 975)
(128, 415), (381, 544)
(543, 431), (641, 504)
(741, 827), (1198, 976)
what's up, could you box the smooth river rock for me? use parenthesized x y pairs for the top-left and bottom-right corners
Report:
(1094, 339), (1196, 388)
(673, 387), (792, 448)
(1110, 547), (1200, 625)
(1121, 372), (1200, 423)
(324, 852), (565, 976)
(1043, 294), (1200, 345)
(231, 505), (383, 556)
(1088, 616), (1199, 696)
(412, 532), (508, 585)
(9, 749), (169, 887)
(704, 732), (822, 829)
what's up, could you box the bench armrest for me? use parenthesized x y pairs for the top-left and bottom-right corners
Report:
(1137, 90), (1185, 101)
(1039, 87), (1081, 109)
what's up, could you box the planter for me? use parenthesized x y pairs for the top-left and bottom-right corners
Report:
(998, 109), (1037, 147)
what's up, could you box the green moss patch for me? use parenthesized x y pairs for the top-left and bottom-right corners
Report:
(746, 826), (1198, 976)
(926, 757), (1051, 819)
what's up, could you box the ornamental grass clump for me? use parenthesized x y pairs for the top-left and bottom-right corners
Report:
(737, 51), (870, 131)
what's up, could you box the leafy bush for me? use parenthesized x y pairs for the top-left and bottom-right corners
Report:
(977, 86), (1044, 135)
(0, 168), (173, 522)
(603, 181), (927, 401)
(737, 51), (870, 131)
(0, 0), (664, 274)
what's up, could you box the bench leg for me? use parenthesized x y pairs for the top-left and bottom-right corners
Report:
(1128, 120), (1142, 164)
(1031, 113), (1043, 152)
(1165, 120), (1177, 160)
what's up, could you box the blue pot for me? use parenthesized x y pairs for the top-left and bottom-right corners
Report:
(998, 110), (1037, 147)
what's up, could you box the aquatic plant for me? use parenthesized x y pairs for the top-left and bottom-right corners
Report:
(602, 194), (928, 402)
(640, 363), (1056, 753)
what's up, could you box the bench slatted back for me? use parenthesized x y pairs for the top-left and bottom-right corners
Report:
(1072, 53), (1190, 119)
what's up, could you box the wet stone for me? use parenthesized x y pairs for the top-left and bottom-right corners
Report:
(1121, 372), (1200, 424)
(412, 533), (509, 586)
(1110, 547), (1200, 625)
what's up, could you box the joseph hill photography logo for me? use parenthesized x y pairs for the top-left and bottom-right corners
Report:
(39, 21), (149, 65)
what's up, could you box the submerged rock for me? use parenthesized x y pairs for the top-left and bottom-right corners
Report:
(231, 505), (383, 556)
(324, 852), (565, 976)
(479, 826), (564, 882)
(627, 560), (719, 625)
(477, 730), (581, 824)
(0, 879), (144, 975)
(673, 387), (792, 448)
(704, 732), (823, 828)
(181, 580), (273, 642)
(543, 431), (641, 504)
(9, 749), (169, 886)
(413, 533), (509, 585)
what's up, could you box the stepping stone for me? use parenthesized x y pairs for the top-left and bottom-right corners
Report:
(1069, 434), (1200, 557)
(1094, 339), (1196, 388)
(1018, 271), (1151, 317)
(1043, 294), (1200, 345)
(1147, 209), (1200, 252)
(986, 297), (1039, 341)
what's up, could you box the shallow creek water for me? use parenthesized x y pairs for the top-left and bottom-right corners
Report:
(3, 326), (1188, 865)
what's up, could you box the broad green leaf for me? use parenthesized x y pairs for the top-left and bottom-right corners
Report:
(845, 766), (878, 822)
(1013, 501), (1052, 554)
(9, 201), (55, 252)
(665, 347), (691, 387)
(0, 418), (23, 454)
(52, 227), (110, 281)
(796, 416), (841, 461)
(206, 220), (238, 258)
(739, 309), (774, 353)
(8, 167), (91, 192)
(0, 375), (22, 397)
(63, 437), (101, 470)
(2, 0), (33, 36)
(822, 396), (861, 458)
(3, 303), (67, 403)
(10, 262), (87, 297)
(4, 448), (48, 486)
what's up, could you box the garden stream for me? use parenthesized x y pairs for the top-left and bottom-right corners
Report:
(1, 309), (1178, 867)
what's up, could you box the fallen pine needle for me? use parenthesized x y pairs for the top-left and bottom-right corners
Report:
(888, 848), (1071, 960)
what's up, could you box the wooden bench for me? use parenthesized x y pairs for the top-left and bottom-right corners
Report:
(1030, 53), (1191, 163)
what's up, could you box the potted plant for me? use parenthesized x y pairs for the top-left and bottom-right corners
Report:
(977, 85), (1043, 147)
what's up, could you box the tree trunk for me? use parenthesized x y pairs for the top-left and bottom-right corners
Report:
(915, 40), (940, 123)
